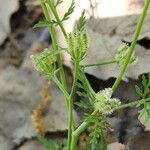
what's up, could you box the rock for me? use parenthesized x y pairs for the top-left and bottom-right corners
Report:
(107, 142), (127, 150)
(0, 67), (44, 110)
(0, 135), (14, 150)
(138, 107), (150, 131)
(18, 140), (44, 150)
(49, 1), (149, 80)
(127, 133), (150, 150)
(0, 66), (75, 146)
(0, 100), (35, 144)
(0, 0), (19, 45)
(82, 13), (150, 80)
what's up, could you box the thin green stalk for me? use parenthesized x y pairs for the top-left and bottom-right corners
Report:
(70, 110), (97, 150)
(112, 0), (150, 92)
(46, 0), (67, 38)
(114, 98), (150, 111)
(67, 61), (80, 150)
(70, 1), (150, 147)
(70, 115), (104, 150)
(70, 97), (150, 150)
(81, 59), (117, 68)
(52, 76), (69, 98)
(40, 1), (69, 108)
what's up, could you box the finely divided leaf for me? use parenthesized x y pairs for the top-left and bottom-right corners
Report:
(77, 10), (86, 32)
(55, 0), (63, 7)
(138, 105), (150, 131)
(62, 0), (75, 21)
(33, 20), (57, 28)
(75, 101), (93, 110)
(37, 135), (59, 150)
(135, 85), (143, 98)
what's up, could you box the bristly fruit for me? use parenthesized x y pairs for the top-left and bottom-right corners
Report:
(31, 48), (56, 76)
(67, 32), (89, 61)
(115, 43), (137, 66)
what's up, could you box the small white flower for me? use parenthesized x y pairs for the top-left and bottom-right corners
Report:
(94, 88), (121, 115)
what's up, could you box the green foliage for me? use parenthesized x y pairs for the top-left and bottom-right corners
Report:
(75, 100), (94, 110)
(135, 74), (150, 99)
(38, 135), (67, 150)
(62, 0), (75, 21)
(115, 43), (136, 66)
(67, 32), (89, 61)
(31, 48), (57, 75)
(33, 20), (58, 28)
(138, 102), (150, 124)
(85, 114), (107, 150)
(38, 135), (59, 150)
(76, 10), (86, 32)
(135, 74), (150, 125)
(94, 88), (121, 115)
(31, 48), (63, 76)
(77, 68), (96, 100)
(33, 0), (150, 149)
(75, 70), (95, 111)
(55, 0), (63, 7)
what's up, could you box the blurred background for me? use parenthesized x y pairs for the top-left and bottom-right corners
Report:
(0, 0), (150, 150)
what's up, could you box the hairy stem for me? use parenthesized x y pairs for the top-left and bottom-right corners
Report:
(112, 0), (150, 92)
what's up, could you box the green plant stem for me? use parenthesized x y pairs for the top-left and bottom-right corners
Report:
(70, 2), (150, 148)
(40, 1), (69, 108)
(81, 59), (117, 68)
(70, 110), (97, 150)
(46, 0), (67, 38)
(70, 97), (150, 150)
(114, 98), (150, 111)
(67, 61), (80, 150)
(112, 0), (150, 92)
(52, 76), (69, 98)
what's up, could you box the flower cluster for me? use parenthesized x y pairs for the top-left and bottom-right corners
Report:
(94, 88), (121, 115)
(31, 48), (56, 75)
(67, 32), (89, 61)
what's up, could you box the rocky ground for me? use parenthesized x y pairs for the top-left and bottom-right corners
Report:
(0, 0), (150, 150)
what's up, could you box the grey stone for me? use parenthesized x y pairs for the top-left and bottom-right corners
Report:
(0, 66), (74, 147)
(0, 135), (14, 150)
(0, 0), (19, 45)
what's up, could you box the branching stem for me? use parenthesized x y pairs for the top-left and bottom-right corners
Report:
(39, 0), (150, 150)
(70, 0), (150, 148)
(47, 0), (67, 38)
(40, 1), (69, 109)
(112, 0), (150, 92)
(70, 110), (97, 150)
